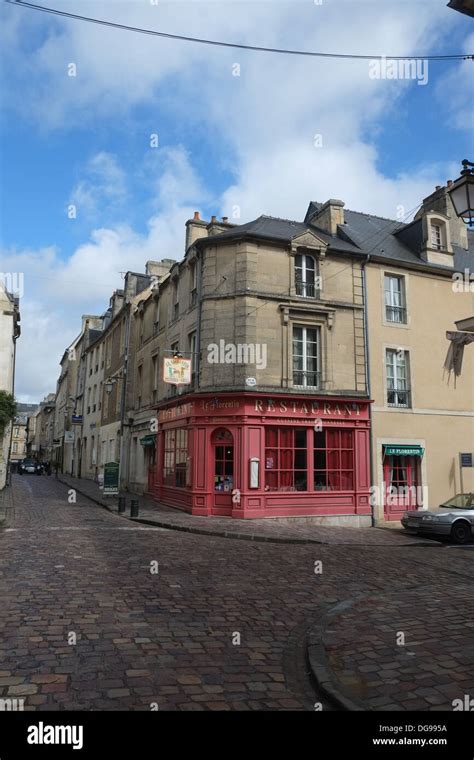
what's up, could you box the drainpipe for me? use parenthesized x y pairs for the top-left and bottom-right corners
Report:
(195, 249), (203, 390)
(119, 302), (131, 492)
(361, 255), (376, 527)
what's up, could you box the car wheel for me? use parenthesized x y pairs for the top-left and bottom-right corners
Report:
(451, 521), (472, 545)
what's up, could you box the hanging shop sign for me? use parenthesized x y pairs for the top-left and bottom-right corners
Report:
(163, 357), (192, 386)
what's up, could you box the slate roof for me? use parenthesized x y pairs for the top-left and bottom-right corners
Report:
(196, 204), (473, 275)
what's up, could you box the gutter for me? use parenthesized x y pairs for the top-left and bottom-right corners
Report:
(361, 254), (375, 527)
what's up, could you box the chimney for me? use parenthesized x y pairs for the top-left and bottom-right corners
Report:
(211, 215), (217, 223)
(447, 179), (453, 187)
(222, 216), (229, 223)
(311, 199), (345, 236)
(185, 211), (208, 250)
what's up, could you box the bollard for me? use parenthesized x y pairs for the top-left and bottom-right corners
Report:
(130, 499), (139, 518)
(118, 496), (126, 514)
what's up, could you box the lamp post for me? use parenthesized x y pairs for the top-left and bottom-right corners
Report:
(447, 159), (474, 225)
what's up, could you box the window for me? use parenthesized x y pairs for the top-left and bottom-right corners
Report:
(190, 263), (197, 306)
(154, 299), (160, 335)
(384, 275), (406, 323)
(386, 349), (411, 408)
(115, 378), (122, 415)
(138, 313), (144, 347)
(265, 428), (308, 491)
(295, 254), (318, 298)
(314, 429), (354, 491)
(293, 326), (320, 388)
(120, 320), (126, 356)
(13, 427), (19, 437)
(431, 223), (443, 251)
(152, 355), (158, 402)
(188, 332), (197, 388)
(163, 428), (188, 487)
(136, 365), (143, 409)
(172, 281), (179, 320)
(12, 443), (18, 453)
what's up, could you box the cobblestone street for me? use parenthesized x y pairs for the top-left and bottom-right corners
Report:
(0, 475), (473, 711)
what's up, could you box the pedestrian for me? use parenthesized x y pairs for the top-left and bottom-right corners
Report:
(54, 461), (59, 479)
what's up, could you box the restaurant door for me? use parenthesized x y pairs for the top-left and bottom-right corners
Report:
(211, 428), (234, 516)
(383, 449), (422, 519)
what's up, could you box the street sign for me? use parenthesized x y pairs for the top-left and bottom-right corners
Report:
(64, 431), (75, 444)
(71, 415), (83, 424)
(103, 462), (119, 495)
(460, 453), (473, 468)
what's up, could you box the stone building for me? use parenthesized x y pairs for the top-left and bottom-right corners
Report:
(0, 281), (20, 489)
(363, 182), (474, 522)
(148, 204), (373, 522)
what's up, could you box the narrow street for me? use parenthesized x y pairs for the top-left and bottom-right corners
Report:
(0, 475), (473, 711)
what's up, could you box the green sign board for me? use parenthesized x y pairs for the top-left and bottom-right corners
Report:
(384, 445), (424, 458)
(103, 461), (120, 495)
(140, 434), (156, 447)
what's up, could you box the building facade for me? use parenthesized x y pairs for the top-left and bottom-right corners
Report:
(0, 282), (20, 489)
(148, 204), (373, 523)
(363, 183), (474, 522)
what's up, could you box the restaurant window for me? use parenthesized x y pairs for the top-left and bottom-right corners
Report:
(163, 428), (188, 487)
(384, 274), (406, 324)
(386, 348), (411, 408)
(293, 326), (320, 388)
(314, 429), (354, 491)
(295, 254), (318, 298)
(265, 428), (307, 491)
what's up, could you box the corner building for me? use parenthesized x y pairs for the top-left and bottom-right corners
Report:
(148, 202), (373, 523)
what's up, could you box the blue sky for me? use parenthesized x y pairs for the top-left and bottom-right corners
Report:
(0, 0), (473, 401)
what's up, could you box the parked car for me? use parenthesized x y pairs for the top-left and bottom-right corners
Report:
(18, 459), (43, 475)
(401, 493), (474, 544)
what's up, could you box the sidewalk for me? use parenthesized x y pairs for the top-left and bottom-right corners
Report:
(308, 579), (474, 711)
(57, 474), (436, 547)
(0, 484), (13, 526)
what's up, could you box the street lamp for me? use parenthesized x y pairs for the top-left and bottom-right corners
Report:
(447, 159), (474, 225)
(105, 379), (114, 395)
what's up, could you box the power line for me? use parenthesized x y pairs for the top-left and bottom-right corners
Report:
(6, 1), (473, 62)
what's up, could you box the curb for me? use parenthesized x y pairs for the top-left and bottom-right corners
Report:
(57, 476), (442, 549)
(58, 476), (323, 545)
(306, 599), (367, 712)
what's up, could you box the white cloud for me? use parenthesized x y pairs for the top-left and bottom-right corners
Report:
(1, 0), (470, 401)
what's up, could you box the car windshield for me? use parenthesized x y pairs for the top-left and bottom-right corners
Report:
(440, 493), (474, 509)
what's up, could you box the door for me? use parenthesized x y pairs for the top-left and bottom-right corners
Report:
(211, 428), (234, 516)
(384, 454), (419, 519)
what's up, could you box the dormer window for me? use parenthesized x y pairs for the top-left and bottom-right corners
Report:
(295, 254), (318, 298)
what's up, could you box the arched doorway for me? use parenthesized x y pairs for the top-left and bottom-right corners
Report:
(211, 428), (234, 516)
